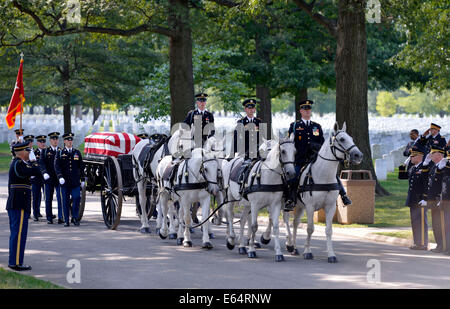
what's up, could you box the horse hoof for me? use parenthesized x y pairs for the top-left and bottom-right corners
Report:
(328, 256), (338, 263)
(159, 231), (167, 240)
(140, 227), (151, 234)
(292, 249), (300, 256)
(169, 233), (177, 240)
(202, 242), (213, 250)
(254, 242), (262, 249)
(177, 238), (184, 246)
(209, 233), (215, 239)
(286, 245), (294, 253)
(226, 241), (235, 250)
(303, 253), (314, 260)
(238, 247), (247, 255)
(248, 251), (257, 259)
(275, 255), (285, 262)
(184, 241), (193, 248)
(260, 235), (271, 245)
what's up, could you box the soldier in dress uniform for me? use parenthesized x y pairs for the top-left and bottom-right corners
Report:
(405, 143), (429, 250)
(54, 133), (85, 227)
(40, 132), (64, 224)
(418, 123), (446, 154)
(441, 149), (450, 255)
(233, 99), (262, 159)
(419, 145), (447, 253)
(31, 135), (47, 221)
(284, 99), (352, 211)
(183, 92), (215, 147)
(6, 141), (41, 271)
(10, 128), (24, 158)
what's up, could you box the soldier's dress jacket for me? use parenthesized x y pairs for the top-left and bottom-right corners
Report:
(54, 148), (85, 188)
(6, 158), (42, 213)
(424, 162), (444, 203)
(184, 109), (215, 140)
(39, 146), (61, 186)
(419, 134), (447, 154)
(233, 116), (261, 158)
(440, 160), (450, 203)
(405, 162), (428, 207)
(288, 119), (324, 167)
(30, 148), (45, 185)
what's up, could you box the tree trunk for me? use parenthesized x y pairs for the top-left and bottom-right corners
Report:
(168, 0), (194, 127)
(294, 88), (308, 121)
(62, 63), (71, 134)
(75, 104), (82, 120)
(256, 86), (272, 140)
(335, 0), (388, 196)
(93, 104), (102, 124)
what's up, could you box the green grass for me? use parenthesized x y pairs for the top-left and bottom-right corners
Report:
(375, 231), (436, 243)
(0, 268), (64, 289)
(0, 142), (12, 173)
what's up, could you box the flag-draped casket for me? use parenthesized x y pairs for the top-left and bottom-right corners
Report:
(84, 132), (141, 157)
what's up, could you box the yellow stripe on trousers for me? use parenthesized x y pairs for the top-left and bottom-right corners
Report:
(16, 209), (24, 265)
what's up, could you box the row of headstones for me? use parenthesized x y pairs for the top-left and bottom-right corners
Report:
(374, 145), (407, 181)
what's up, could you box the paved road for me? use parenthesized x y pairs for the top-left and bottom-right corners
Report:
(1, 194), (450, 289)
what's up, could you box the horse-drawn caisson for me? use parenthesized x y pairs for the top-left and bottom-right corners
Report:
(79, 122), (363, 263)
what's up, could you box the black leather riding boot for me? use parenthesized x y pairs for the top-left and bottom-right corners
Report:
(284, 179), (299, 211)
(336, 176), (352, 205)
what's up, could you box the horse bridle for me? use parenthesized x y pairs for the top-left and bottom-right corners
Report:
(261, 140), (296, 181)
(319, 130), (357, 167)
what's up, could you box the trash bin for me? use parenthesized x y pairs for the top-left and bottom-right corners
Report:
(314, 170), (375, 224)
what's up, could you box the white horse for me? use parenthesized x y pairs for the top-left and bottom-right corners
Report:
(221, 137), (297, 261)
(156, 147), (220, 248)
(283, 122), (363, 263)
(131, 129), (190, 233)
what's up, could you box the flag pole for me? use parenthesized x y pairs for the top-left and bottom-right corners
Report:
(19, 52), (23, 136)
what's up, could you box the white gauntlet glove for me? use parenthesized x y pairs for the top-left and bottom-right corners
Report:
(29, 151), (36, 162)
(81, 181), (85, 188)
(43, 173), (50, 180)
(59, 178), (65, 185)
(419, 200), (427, 207)
(437, 158), (448, 169)
(423, 153), (432, 166)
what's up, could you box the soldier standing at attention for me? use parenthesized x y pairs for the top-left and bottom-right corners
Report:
(7, 141), (41, 271)
(419, 145), (447, 253)
(40, 132), (63, 224)
(440, 149), (450, 255)
(31, 135), (47, 221)
(284, 99), (352, 211)
(10, 128), (24, 158)
(54, 133), (85, 227)
(405, 144), (429, 250)
(184, 93), (215, 147)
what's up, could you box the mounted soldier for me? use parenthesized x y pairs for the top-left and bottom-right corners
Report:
(183, 92), (215, 148)
(284, 99), (352, 211)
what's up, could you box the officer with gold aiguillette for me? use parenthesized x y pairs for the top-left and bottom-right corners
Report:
(7, 141), (41, 271)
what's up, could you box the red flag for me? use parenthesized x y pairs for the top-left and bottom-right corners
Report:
(5, 58), (25, 129)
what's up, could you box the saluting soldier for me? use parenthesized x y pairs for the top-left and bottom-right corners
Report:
(54, 133), (85, 227)
(440, 149), (450, 255)
(40, 132), (63, 224)
(233, 99), (262, 159)
(284, 99), (352, 211)
(184, 92), (215, 147)
(31, 135), (47, 221)
(405, 143), (429, 250)
(418, 123), (446, 154)
(6, 141), (41, 271)
(419, 145), (447, 253)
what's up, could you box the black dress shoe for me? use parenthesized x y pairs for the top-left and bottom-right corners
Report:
(341, 195), (352, 206)
(431, 247), (443, 253)
(409, 245), (428, 251)
(71, 217), (75, 223)
(33, 217), (39, 222)
(64, 222), (70, 227)
(73, 219), (80, 226)
(8, 264), (32, 271)
(58, 219), (64, 224)
(52, 215), (56, 219)
(47, 219), (54, 224)
(38, 214), (43, 218)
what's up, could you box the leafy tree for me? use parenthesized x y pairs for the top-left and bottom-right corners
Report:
(376, 91), (397, 116)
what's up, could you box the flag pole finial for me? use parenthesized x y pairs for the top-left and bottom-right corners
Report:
(20, 52), (24, 59)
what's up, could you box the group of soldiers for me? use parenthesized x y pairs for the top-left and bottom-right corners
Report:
(7, 129), (85, 271)
(404, 124), (450, 255)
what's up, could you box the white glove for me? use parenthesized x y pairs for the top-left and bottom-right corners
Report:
(437, 201), (441, 208)
(43, 173), (50, 180)
(419, 200), (427, 207)
(59, 178), (65, 185)
(423, 153), (432, 166)
(437, 158), (448, 169)
(29, 151), (36, 162)
(81, 181), (85, 188)
(18, 136), (24, 142)
(404, 157), (411, 165)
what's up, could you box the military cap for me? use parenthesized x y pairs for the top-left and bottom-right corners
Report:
(195, 93), (208, 101)
(410, 143), (426, 157)
(13, 141), (30, 152)
(23, 135), (34, 142)
(36, 135), (47, 142)
(430, 145), (445, 154)
(137, 133), (149, 139)
(243, 99), (257, 108)
(299, 99), (314, 110)
(62, 133), (74, 141)
(430, 123), (441, 130)
(48, 132), (60, 139)
(14, 128), (24, 134)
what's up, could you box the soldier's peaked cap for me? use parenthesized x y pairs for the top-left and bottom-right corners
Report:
(430, 145), (445, 154)
(410, 143), (426, 156)
(430, 123), (441, 130)
(299, 99), (314, 109)
(243, 99), (257, 108)
(13, 141), (30, 152)
(195, 93), (208, 99)
(14, 128), (24, 134)
(36, 135), (47, 141)
(63, 133), (74, 140)
(48, 132), (60, 138)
